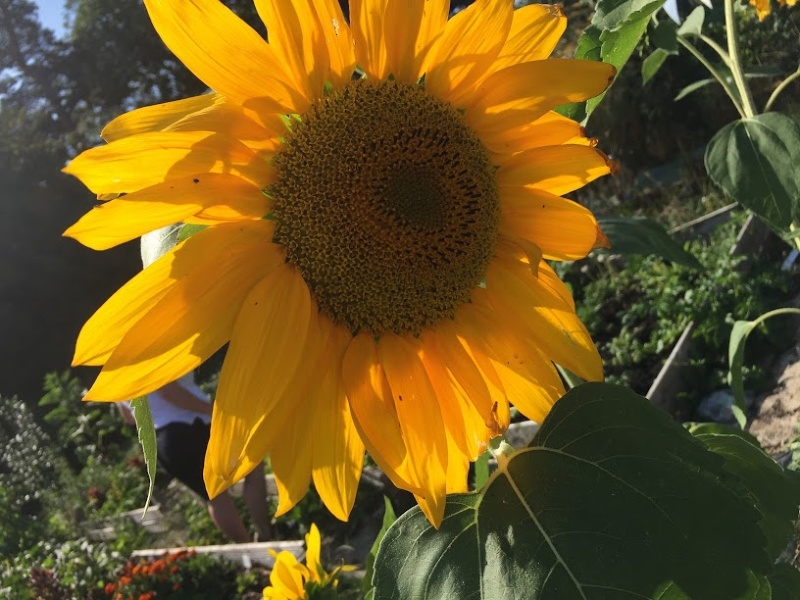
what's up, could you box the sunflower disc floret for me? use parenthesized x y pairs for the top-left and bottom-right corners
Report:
(271, 79), (499, 335)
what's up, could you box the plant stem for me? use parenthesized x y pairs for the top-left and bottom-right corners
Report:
(724, 0), (756, 117)
(678, 36), (746, 119)
(699, 34), (733, 70)
(764, 65), (800, 112)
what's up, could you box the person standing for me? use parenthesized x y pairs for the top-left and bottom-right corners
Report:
(119, 373), (272, 543)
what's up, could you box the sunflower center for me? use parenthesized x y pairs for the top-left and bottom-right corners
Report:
(269, 80), (499, 336)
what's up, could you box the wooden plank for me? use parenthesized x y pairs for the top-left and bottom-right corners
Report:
(647, 322), (695, 414)
(132, 540), (305, 568)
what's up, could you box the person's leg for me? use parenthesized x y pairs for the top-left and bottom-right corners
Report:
(242, 462), (272, 541)
(207, 492), (250, 543)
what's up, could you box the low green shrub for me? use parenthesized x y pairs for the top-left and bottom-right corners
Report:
(566, 215), (792, 411)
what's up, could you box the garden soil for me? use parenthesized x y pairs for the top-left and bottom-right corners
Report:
(750, 343), (800, 456)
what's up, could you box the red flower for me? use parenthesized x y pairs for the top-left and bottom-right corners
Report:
(104, 582), (115, 595)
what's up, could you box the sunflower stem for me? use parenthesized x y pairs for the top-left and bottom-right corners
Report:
(492, 440), (516, 469)
(764, 65), (800, 112)
(724, 0), (757, 118)
(677, 36), (747, 119)
(698, 34), (734, 70)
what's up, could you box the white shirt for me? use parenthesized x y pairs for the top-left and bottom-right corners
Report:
(143, 373), (212, 430)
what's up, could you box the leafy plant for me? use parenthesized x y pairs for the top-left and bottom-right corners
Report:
(0, 395), (67, 555)
(39, 370), (131, 467)
(371, 384), (800, 599)
(571, 216), (790, 405)
(102, 549), (239, 600)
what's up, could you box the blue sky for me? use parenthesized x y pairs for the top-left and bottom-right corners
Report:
(33, 0), (67, 38)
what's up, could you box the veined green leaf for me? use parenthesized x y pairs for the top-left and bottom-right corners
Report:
(364, 497), (397, 600)
(597, 216), (701, 268)
(706, 113), (800, 236)
(770, 564), (800, 600)
(130, 396), (157, 515)
(373, 383), (771, 600)
(728, 308), (800, 425)
(677, 6), (705, 36)
(566, 0), (668, 122)
(694, 432), (800, 560)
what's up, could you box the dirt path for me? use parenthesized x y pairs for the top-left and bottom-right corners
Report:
(749, 344), (800, 455)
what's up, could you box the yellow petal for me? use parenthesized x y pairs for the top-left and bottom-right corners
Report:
(432, 320), (505, 437)
(497, 145), (611, 196)
(102, 94), (217, 142)
(63, 132), (274, 194)
(465, 59), (615, 134)
(102, 93), (285, 155)
(750, 0), (771, 19)
(73, 237), (189, 366)
(378, 333), (448, 527)
(255, 0), (329, 98)
(305, 524), (323, 584)
(64, 175), (269, 250)
(204, 263), (312, 499)
(143, 0), (306, 114)
(493, 4), (567, 72)
(316, 0), (357, 87)
(271, 413), (313, 517)
(537, 260), (576, 312)
(268, 551), (307, 599)
(342, 333), (425, 496)
(481, 110), (591, 156)
(384, 0), (448, 83)
(444, 434), (470, 494)
(417, 334), (473, 460)
(499, 187), (598, 261)
(484, 259), (603, 381)
(454, 299), (563, 423)
(84, 222), (282, 401)
(426, 0), (513, 106)
(311, 322), (365, 522)
(351, 0), (389, 80)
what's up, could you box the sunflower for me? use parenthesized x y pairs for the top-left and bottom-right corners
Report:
(750, 0), (797, 19)
(263, 524), (351, 600)
(64, 0), (614, 526)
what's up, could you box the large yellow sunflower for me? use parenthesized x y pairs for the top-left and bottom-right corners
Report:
(64, 0), (614, 526)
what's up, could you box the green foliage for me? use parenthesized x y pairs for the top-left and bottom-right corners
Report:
(0, 395), (67, 555)
(372, 383), (790, 599)
(39, 370), (130, 466)
(104, 550), (239, 600)
(563, 0), (668, 121)
(706, 113), (800, 237)
(728, 309), (800, 427)
(693, 431), (800, 560)
(0, 537), (123, 599)
(570, 217), (789, 400)
(130, 396), (157, 514)
(363, 497), (397, 600)
(596, 215), (701, 268)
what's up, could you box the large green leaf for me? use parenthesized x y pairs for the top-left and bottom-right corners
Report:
(363, 497), (397, 600)
(705, 113), (800, 236)
(130, 396), (157, 515)
(728, 308), (800, 426)
(770, 564), (800, 600)
(562, 0), (667, 121)
(694, 432), (800, 560)
(373, 383), (771, 600)
(597, 216), (701, 268)
(677, 6), (705, 37)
